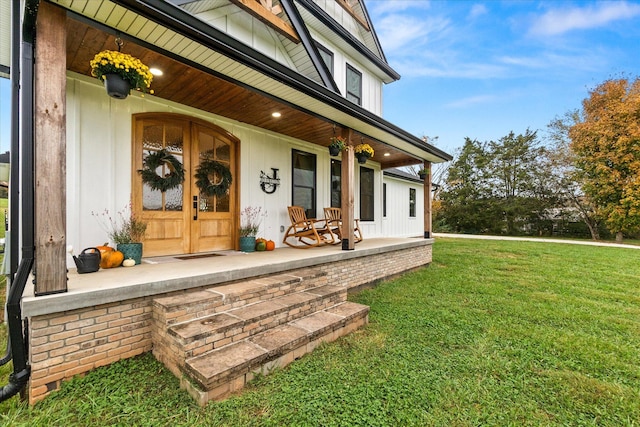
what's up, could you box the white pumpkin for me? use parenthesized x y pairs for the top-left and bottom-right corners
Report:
(122, 258), (136, 267)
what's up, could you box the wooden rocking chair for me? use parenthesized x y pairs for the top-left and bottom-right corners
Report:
(323, 207), (363, 244)
(283, 206), (335, 248)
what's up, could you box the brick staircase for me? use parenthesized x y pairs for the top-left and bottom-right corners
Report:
(151, 269), (369, 405)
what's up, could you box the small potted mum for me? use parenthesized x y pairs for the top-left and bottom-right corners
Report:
(90, 50), (153, 99)
(354, 143), (374, 164)
(328, 136), (347, 156)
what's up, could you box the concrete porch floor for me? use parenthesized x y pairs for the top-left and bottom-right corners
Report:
(22, 237), (432, 318)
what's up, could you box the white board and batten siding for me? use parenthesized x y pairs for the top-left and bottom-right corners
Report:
(382, 174), (424, 238)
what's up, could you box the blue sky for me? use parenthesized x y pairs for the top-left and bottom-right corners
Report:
(366, 0), (640, 155)
(2, 1), (640, 157)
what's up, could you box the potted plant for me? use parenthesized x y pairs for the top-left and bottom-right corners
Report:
(93, 203), (148, 264)
(239, 206), (265, 252)
(90, 50), (154, 99)
(354, 143), (374, 164)
(418, 167), (430, 180)
(328, 136), (346, 156)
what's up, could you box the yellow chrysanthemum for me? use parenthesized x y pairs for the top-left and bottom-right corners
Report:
(89, 50), (153, 93)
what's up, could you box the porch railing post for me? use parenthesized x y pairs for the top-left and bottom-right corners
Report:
(423, 161), (432, 238)
(34, 2), (67, 295)
(341, 129), (355, 250)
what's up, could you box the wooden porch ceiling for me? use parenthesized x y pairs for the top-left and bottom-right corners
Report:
(65, 19), (422, 169)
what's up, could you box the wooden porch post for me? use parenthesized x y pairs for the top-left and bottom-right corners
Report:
(340, 129), (355, 250)
(423, 161), (432, 238)
(34, 2), (67, 295)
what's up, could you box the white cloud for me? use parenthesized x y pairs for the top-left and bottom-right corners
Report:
(529, 1), (640, 36)
(366, 0), (432, 16)
(375, 14), (450, 52)
(468, 4), (488, 19)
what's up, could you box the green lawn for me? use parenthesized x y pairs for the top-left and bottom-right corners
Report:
(0, 198), (6, 239)
(1, 238), (639, 426)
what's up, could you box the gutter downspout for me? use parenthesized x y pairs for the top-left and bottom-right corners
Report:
(0, 0), (38, 402)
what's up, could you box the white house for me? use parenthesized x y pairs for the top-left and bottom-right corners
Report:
(1, 0), (451, 404)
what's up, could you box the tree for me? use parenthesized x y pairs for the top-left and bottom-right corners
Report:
(439, 138), (502, 233)
(438, 131), (562, 236)
(487, 129), (552, 235)
(569, 77), (640, 242)
(546, 110), (601, 240)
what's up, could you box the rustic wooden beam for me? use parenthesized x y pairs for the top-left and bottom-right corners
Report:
(341, 129), (355, 250)
(34, 2), (67, 295)
(335, 0), (371, 31)
(423, 161), (432, 238)
(230, 0), (300, 43)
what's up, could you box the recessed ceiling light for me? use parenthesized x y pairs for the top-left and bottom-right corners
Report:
(384, 152), (391, 157)
(272, 112), (282, 118)
(149, 68), (163, 76)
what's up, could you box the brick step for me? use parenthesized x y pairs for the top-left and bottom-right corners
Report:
(165, 284), (347, 365)
(181, 301), (370, 405)
(152, 269), (327, 327)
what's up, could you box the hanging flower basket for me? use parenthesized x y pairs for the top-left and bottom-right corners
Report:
(328, 136), (346, 156)
(90, 50), (153, 99)
(354, 143), (374, 164)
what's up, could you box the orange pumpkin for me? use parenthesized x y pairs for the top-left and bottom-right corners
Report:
(96, 243), (113, 253)
(265, 240), (275, 251)
(97, 243), (124, 268)
(101, 250), (124, 268)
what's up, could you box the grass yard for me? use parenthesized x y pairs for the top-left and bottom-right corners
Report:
(0, 238), (639, 426)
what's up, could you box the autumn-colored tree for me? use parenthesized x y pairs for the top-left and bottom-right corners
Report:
(547, 111), (602, 240)
(569, 77), (640, 242)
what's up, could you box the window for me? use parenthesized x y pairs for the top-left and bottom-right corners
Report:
(331, 160), (341, 207)
(346, 64), (362, 105)
(292, 150), (317, 218)
(409, 188), (416, 217)
(360, 167), (374, 221)
(316, 43), (334, 76)
(383, 183), (387, 218)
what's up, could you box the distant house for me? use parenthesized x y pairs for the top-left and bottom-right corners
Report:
(2, 0), (451, 404)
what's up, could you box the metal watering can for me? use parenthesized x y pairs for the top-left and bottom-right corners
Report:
(72, 247), (101, 274)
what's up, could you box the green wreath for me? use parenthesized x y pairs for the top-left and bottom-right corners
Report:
(195, 159), (233, 198)
(138, 149), (185, 192)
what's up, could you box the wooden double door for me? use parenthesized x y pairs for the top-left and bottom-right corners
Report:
(132, 114), (239, 257)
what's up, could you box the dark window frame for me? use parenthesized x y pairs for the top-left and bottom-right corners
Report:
(291, 149), (317, 219)
(409, 188), (416, 217)
(331, 159), (341, 208)
(316, 42), (334, 76)
(346, 63), (362, 105)
(359, 166), (374, 221)
(383, 183), (387, 218)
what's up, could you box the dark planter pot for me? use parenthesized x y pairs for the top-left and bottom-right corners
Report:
(104, 74), (131, 99)
(356, 153), (369, 164)
(239, 236), (256, 253)
(329, 146), (341, 156)
(419, 173), (427, 180)
(117, 242), (143, 265)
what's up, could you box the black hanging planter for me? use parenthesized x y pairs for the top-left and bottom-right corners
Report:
(356, 153), (369, 164)
(419, 173), (427, 180)
(104, 74), (131, 99)
(329, 146), (341, 156)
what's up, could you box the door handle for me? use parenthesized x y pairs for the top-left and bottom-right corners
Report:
(193, 195), (198, 220)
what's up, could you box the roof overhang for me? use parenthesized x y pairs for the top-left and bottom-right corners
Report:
(42, 0), (452, 166)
